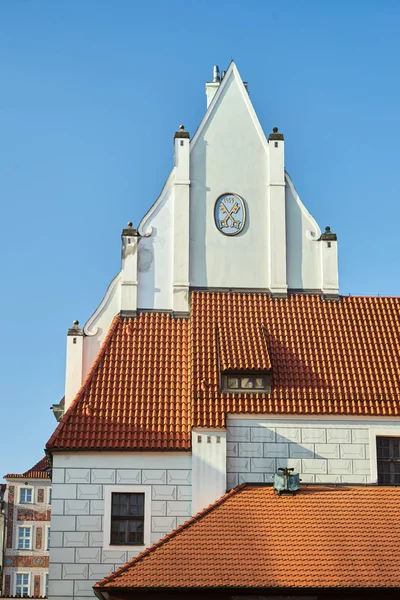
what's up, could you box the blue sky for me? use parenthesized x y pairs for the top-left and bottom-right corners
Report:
(1, 0), (400, 476)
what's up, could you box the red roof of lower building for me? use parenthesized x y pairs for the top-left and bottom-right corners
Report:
(95, 484), (400, 590)
(47, 292), (400, 451)
(4, 456), (51, 479)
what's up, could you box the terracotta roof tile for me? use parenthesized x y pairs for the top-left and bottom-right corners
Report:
(5, 456), (51, 479)
(47, 314), (190, 450)
(47, 292), (400, 451)
(96, 485), (400, 589)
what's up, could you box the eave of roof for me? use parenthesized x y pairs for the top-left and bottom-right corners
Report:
(95, 484), (400, 591)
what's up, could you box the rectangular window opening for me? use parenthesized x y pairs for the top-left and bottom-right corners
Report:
(19, 488), (32, 504)
(16, 573), (29, 597)
(17, 527), (32, 550)
(110, 493), (144, 545)
(377, 437), (400, 485)
(222, 373), (271, 393)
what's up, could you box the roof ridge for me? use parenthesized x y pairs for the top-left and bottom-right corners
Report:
(95, 483), (247, 588)
(46, 315), (121, 451)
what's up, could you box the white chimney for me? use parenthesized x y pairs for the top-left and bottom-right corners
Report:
(205, 65), (221, 108)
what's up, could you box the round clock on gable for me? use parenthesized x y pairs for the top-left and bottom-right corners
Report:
(214, 193), (246, 236)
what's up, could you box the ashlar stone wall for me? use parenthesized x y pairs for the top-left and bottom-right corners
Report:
(226, 417), (400, 488)
(49, 453), (192, 600)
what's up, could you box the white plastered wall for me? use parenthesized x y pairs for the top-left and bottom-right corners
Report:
(285, 173), (323, 290)
(189, 67), (270, 289)
(226, 415), (400, 488)
(191, 430), (226, 514)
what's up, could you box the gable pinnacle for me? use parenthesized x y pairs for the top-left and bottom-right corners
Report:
(320, 225), (337, 241)
(268, 127), (284, 141)
(174, 124), (190, 139)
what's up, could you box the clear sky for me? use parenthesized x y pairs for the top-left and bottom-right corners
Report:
(1, 0), (400, 477)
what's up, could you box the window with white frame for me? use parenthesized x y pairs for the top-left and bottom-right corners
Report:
(45, 573), (49, 597)
(48, 488), (52, 504)
(103, 485), (151, 551)
(46, 526), (50, 550)
(15, 573), (30, 597)
(19, 488), (33, 503)
(17, 527), (32, 550)
(111, 492), (144, 544)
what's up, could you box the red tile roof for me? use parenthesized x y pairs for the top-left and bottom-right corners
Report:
(47, 314), (190, 451)
(95, 484), (400, 590)
(4, 456), (51, 479)
(47, 292), (400, 451)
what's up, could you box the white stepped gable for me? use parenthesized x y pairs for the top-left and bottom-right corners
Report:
(62, 62), (339, 410)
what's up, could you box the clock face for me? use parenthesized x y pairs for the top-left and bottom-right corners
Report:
(214, 193), (246, 236)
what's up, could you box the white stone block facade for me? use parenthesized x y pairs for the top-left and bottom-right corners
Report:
(226, 417), (400, 487)
(49, 453), (192, 600)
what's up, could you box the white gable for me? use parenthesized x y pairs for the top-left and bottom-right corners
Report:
(64, 63), (339, 405)
(190, 63), (270, 290)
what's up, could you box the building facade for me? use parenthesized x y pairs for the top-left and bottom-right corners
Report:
(46, 63), (400, 599)
(3, 457), (51, 598)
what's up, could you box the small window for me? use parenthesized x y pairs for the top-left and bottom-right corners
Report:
(16, 573), (29, 597)
(222, 373), (270, 393)
(17, 527), (32, 550)
(48, 488), (52, 504)
(46, 527), (51, 550)
(45, 574), (49, 597)
(110, 493), (144, 545)
(377, 437), (400, 485)
(19, 488), (32, 503)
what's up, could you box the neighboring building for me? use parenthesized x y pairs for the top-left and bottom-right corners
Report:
(0, 483), (5, 592)
(3, 457), (51, 598)
(46, 62), (400, 600)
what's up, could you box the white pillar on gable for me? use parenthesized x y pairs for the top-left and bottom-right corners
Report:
(120, 223), (138, 313)
(173, 126), (190, 314)
(320, 226), (339, 297)
(64, 320), (84, 412)
(268, 128), (288, 296)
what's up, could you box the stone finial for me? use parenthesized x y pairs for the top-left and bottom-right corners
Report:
(268, 127), (284, 141)
(320, 225), (337, 241)
(68, 319), (84, 336)
(122, 222), (138, 237)
(174, 124), (190, 139)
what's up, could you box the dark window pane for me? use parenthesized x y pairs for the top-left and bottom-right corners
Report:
(377, 438), (390, 459)
(377, 437), (400, 485)
(111, 493), (145, 545)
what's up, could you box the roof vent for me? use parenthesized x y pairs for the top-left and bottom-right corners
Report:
(273, 467), (300, 495)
